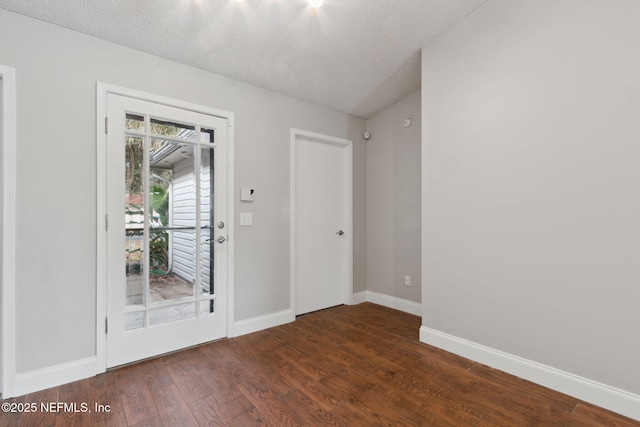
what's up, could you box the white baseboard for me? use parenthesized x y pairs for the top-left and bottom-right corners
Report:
(12, 357), (96, 397)
(230, 291), (421, 338)
(351, 291), (422, 316)
(230, 292), (422, 338)
(361, 291), (422, 316)
(230, 309), (295, 338)
(350, 291), (367, 305)
(420, 327), (640, 422)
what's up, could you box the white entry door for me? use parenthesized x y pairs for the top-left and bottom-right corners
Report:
(106, 94), (229, 368)
(292, 130), (352, 315)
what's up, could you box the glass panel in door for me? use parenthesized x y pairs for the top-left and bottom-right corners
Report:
(125, 135), (145, 308)
(199, 146), (215, 311)
(149, 139), (196, 306)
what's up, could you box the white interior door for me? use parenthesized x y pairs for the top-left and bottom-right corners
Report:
(293, 130), (352, 315)
(106, 94), (228, 368)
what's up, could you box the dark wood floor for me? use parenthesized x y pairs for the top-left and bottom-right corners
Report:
(2, 302), (639, 426)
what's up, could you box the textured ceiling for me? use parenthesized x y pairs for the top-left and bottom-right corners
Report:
(0, 0), (486, 118)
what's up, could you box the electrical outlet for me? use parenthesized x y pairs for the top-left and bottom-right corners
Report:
(404, 275), (411, 286)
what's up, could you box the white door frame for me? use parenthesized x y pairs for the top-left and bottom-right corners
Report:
(1, 65), (17, 397)
(289, 128), (353, 315)
(96, 83), (235, 373)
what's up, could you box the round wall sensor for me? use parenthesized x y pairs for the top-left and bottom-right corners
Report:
(363, 131), (371, 140)
(403, 118), (414, 129)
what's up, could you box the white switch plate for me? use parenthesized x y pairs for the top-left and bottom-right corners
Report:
(240, 212), (253, 226)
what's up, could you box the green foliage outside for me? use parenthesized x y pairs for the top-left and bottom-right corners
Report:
(150, 184), (170, 275)
(125, 116), (182, 278)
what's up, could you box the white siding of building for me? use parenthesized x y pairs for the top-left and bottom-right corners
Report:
(170, 154), (212, 293)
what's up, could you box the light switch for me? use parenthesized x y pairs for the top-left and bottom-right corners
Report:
(240, 212), (253, 226)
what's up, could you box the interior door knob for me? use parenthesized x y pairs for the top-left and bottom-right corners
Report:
(215, 236), (226, 243)
(336, 230), (344, 236)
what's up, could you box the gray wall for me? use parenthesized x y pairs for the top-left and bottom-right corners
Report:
(0, 8), (366, 373)
(0, 75), (4, 390)
(366, 91), (421, 302)
(422, 0), (640, 394)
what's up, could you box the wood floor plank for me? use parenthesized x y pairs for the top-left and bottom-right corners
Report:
(53, 377), (93, 427)
(129, 416), (164, 427)
(379, 366), (487, 426)
(137, 357), (174, 390)
(267, 345), (320, 391)
(395, 335), (474, 366)
(218, 393), (261, 423)
(166, 359), (211, 403)
(226, 345), (295, 397)
(328, 395), (411, 427)
(278, 388), (344, 427)
(2, 303), (638, 426)
(348, 357), (485, 426)
(281, 325), (360, 368)
(236, 382), (298, 427)
(149, 383), (199, 427)
(300, 379), (344, 413)
(86, 372), (129, 427)
(15, 387), (59, 427)
(188, 396), (229, 426)
(200, 368), (244, 406)
(319, 370), (403, 426)
(399, 357), (530, 425)
(344, 358), (462, 425)
(228, 408), (272, 427)
(466, 363), (580, 422)
(114, 364), (159, 425)
(0, 391), (27, 427)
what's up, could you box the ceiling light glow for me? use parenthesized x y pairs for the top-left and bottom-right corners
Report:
(308, 0), (323, 8)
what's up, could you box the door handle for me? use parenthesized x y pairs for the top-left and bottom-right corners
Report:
(336, 230), (344, 236)
(215, 236), (226, 243)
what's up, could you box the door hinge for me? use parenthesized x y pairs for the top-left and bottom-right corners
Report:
(105, 317), (108, 334)
(105, 213), (109, 231)
(105, 116), (108, 134)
